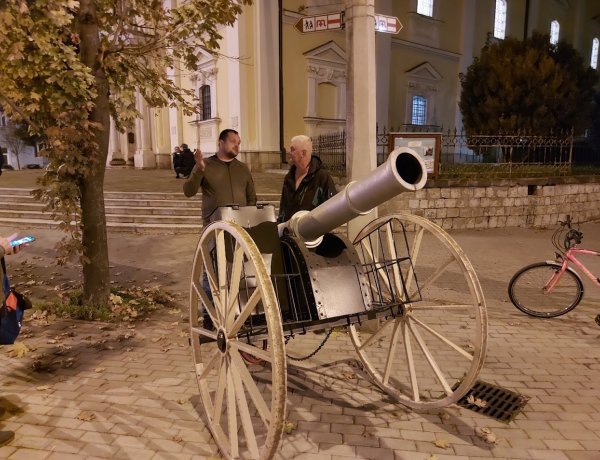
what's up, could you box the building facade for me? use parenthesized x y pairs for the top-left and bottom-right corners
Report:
(6, 0), (593, 172)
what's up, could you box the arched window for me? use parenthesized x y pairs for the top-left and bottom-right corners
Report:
(199, 85), (211, 121)
(417, 0), (433, 17)
(550, 20), (560, 45)
(411, 96), (427, 125)
(494, 0), (507, 39)
(591, 38), (599, 70)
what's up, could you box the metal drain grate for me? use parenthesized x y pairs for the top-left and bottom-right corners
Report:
(455, 380), (530, 423)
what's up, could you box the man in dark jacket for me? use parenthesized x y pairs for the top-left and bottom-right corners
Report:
(175, 143), (195, 178)
(277, 135), (337, 223)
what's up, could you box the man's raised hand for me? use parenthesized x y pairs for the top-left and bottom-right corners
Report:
(194, 149), (206, 172)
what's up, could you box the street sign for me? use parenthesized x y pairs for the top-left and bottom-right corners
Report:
(374, 14), (402, 34)
(294, 12), (344, 33)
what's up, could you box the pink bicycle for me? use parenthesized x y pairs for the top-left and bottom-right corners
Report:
(508, 215), (600, 323)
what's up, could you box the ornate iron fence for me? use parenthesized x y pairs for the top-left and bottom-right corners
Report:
(312, 126), (600, 178)
(312, 130), (346, 175)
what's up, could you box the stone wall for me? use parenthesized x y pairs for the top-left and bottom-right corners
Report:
(380, 180), (600, 230)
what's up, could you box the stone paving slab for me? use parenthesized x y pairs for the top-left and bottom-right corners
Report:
(1, 218), (600, 459)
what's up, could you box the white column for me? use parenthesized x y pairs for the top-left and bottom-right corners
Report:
(134, 92), (156, 169)
(375, 0), (392, 129)
(527, 0), (540, 39)
(337, 81), (347, 120)
(154, 107), (172, 169)
(572, 0), (586, 50)
(226, 24), (242, 136)
(454, 0), (476, 133)
(306, 72), (317, 117)
(254, 0), (280, 152)
(209, 70), (219, 118)
(345, 0), (378, 240)
(108, 117), (125, 166)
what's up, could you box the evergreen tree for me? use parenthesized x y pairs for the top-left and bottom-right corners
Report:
(460, 32), (598, 135)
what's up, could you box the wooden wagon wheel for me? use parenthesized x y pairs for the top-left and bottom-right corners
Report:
(350, 213), (487, 410)
(189, 221), (287, 460)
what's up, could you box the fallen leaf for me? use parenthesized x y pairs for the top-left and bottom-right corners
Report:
(77, 411), (96, 421)
(36, 385), (51, 391)
(427, 455), (439, 460)
(438, 410), (450, 422)
(434, 439), (450, 449)
(282, 420), (297, 434)
(476, 427), (497, 444)
(8, 342), (30, 358)
(94, 367), (106, 373)
(467, 394), (488, 408)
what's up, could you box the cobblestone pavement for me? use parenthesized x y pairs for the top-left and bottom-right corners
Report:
(1, 177), (600, 459)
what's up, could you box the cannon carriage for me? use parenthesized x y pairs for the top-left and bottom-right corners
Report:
(188, 148), (488, 460)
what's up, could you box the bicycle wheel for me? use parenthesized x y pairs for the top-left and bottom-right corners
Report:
(508, 262), (584, 318)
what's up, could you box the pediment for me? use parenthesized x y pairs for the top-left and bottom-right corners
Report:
(304, 40), (346, 66)
(406, 62), (442, 81)
(197, 48), (217, 68)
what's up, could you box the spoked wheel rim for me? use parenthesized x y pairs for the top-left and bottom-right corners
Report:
(189, 221), (286, 460)
(350, 213), (487, 410)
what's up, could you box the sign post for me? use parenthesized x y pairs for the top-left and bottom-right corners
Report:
(294, 12), (344, 33)
(374, 14), (402, 34)
(294, 12), (402, 35)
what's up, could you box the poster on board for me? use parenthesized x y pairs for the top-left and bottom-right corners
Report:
(389, 133), (441, 177)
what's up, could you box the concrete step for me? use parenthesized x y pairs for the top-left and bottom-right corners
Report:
(0, 216), (203, 234)
(0, 209), (202, 224)
(0, 187), (281, 234)
(0, 188), (279, 201)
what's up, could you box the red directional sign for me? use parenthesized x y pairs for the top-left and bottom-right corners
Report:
(294, 12), (344, 33)
(374, 14), (402, 34)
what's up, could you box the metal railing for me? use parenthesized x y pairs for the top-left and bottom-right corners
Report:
(312, 125), (600, 178)
(312, 130), (346, 175)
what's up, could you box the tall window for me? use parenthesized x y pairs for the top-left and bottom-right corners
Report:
(417, 0), (433, 17)
(411, 96), (427, 125)
(591, 38), (599, 70)
(494, 0), (507, 39)
(199, 85), (211, 121)
(550, 20), (560, 45)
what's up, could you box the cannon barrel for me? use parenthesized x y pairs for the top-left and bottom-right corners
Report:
(279, 147), (427, 244)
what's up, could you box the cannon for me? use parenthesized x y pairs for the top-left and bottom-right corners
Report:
(188, 148), (488, 460)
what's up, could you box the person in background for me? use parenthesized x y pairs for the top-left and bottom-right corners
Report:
(175, 143), (195, 178)
(277, 134), (337, 223)
(172, 145), (182, 178)
(0, 233), (21, 448)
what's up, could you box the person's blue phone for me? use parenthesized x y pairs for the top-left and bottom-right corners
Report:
(10, 236), (35, 246)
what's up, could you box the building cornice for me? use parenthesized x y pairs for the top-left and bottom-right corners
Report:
(391, 38), (461, 61)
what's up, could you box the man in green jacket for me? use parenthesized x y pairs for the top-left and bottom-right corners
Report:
(183, 129), (257, 225)
(277, 135), (337, 223)
(183, 129), (256, 330)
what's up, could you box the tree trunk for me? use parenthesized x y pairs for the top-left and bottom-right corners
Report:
(78, 0), (111, 306)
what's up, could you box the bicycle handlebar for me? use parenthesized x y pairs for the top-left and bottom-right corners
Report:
(558, 214), (572, 228)
(553, 215), (583, 250)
